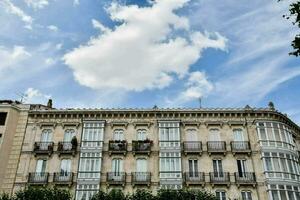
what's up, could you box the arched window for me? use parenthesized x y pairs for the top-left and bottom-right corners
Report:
(209, 129), (220, 141)
(60, 159), (71, 175)
(137, 129), (147, 140)
(113, 129), (124, 140)
(64, 129), (76, 142)
(41, 129), (52, 142)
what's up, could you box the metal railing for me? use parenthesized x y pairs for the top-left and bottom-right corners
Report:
(183, 142), (202, 153)
(108, 141), (127, 152)
(234, 172), (256, 184)
(184, 172), (205, 183)
(28, 172), (49, 184)
(209, 172), (230, 183)
(132, 172), (151, 184)
(53, 172), (74, 183)
(57, 142), (77, 154)
(231, 141), (251, 152)
(33, 142), (54, 154)
(107, 172), (126, 184)
(132, 140), (152, 153)
(207, 141), (226, 152)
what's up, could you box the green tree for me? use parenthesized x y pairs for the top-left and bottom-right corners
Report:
(0, 193), (11, 200)
(279, 0), (300, 56)
(9, 187), (71, 200)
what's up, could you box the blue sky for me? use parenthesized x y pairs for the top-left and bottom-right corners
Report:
(1, 0), (300, 125)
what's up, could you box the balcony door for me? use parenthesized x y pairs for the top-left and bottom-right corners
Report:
(186, 129), (199, 150)
(137, 129), (147, 140)
(237, 159), (247, 177)
(188, 159), (198, 178)
(64, 129), (75, 142)
(112, 159), (123, 180)
(233, 129), (244, 141)
(114, 130), (124, 141)
(36, 159), (47, 174)
(209, 129), (221, 141)
(136, 159), (147, 181)
(60, 159), (71, 176)
(40, 129), (52, 150)
(213, 159), (223, 177)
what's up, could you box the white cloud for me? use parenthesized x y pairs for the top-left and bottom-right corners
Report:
(165, 71), (214, 106)
(47, 25), (58, 32)
(92, 19), (110, 33)
(64, 0), (227, 92)
(0, 46), (31, 74)
(25, 0), (49, 10)
(73, 0), (79, 6)
(45, 58), (55, 65)
(24, 87), (51, 104)
(1, 0), (33, 29)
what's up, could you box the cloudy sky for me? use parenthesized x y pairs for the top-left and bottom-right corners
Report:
(1, 0), (300, 124)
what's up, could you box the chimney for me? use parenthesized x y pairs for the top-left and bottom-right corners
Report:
(47, 99), (53, 108)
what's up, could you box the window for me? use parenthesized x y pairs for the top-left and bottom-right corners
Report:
(36, 159), (47, 173)
(78, 153), (101, 179)
(136, 158), (147, 172)
(41, 129), (52, 142)
(137, 129), (147, 140)
(188, 159), (198, 177)
(82, 121), (104, 148)
(0, 112), (7, 126)
(160, 152), (181, 178)
(112, 158), (123, 177)
(76, 184), (99, 200)
(213, 160), (223, 177)
(216, 191), (226, 200)
(241, 191), (252, 200)
(159, 122), (180, 148)
(114, 129), (124, 141)
(237, 159), (247, 177)
(233, 129), (244, 141)
(60, 159), (71, 175)
(209, 129), (221, 141)
(186, 129), (197, 141)
(64, 129), (75, 142)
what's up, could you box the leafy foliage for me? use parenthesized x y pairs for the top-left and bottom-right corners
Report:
(91, 189), (216, 200)
(0, 187), (72, 200)
(279, 0), (300, 56)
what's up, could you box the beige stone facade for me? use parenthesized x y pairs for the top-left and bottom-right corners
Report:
(1, 100), (299, 200)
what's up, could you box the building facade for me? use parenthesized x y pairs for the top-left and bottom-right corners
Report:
(0, 100), (299, 200)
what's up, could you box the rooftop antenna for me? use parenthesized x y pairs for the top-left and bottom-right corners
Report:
(198, 97), (202, 108)
(15, 92), (27, 103)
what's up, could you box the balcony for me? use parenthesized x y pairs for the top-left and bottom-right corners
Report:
(108, 140), (127, 155)
(209, 172), (230, 187)
(184, 172), (205, 186)
(28, 172), (49, 185)
(53, 172), (74, 185)
(231, 141), (251, 155)
(107, 172), (126, 186)
(183, 142), (202, 155)
(234, 172), (256, 187)
(57, 142), (77, 156)
(33, 142), (54, 156)
(132, 140), (152, 155)
(207, 141), (226, 155)
(132, 172), (151, 186)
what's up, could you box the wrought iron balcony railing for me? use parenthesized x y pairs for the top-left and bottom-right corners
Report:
(207, 141), (226, 155)
(57, 142), (77, 156)
(107, 172), (126, 186)
(234, 172), (256, 187)
(183, 142), (202, 155)
(209, 172), (230, 186)
(184, 172), (205, 185)
(108, 140), (127, 155)
(28, 172), (49, 184)
(53, 172), (74, 184)
(132, 140), (152, 155)
(231, 141), (251, 155)
(132, 172), (151, 185)
(33, 142), (54, 155)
